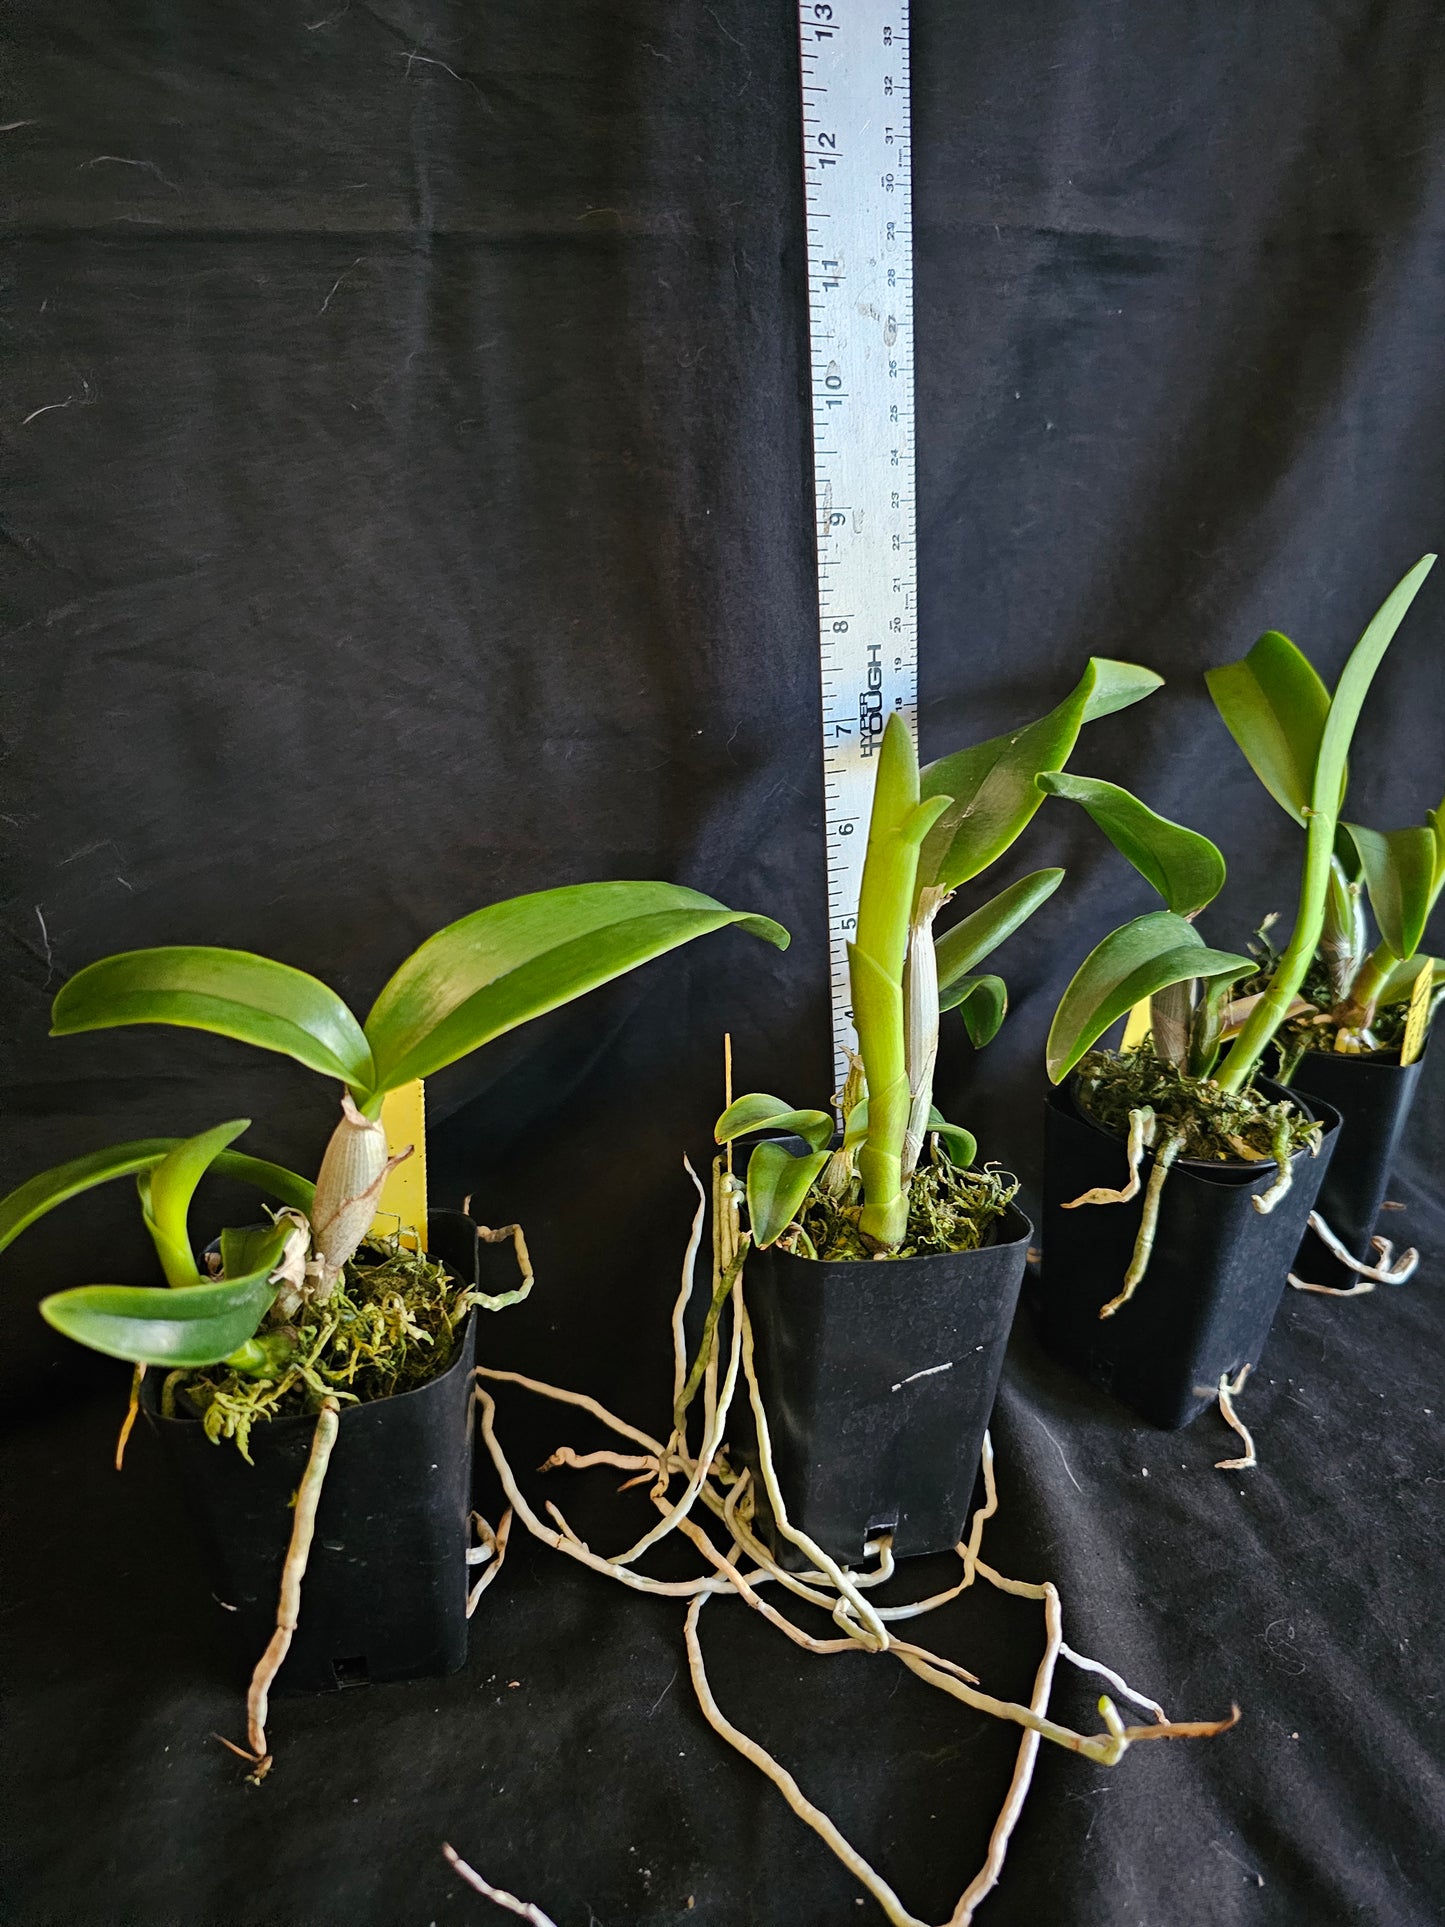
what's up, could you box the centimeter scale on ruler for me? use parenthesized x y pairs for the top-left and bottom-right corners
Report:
(798, 0), (920, 1089)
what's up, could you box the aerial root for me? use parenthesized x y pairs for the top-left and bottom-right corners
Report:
(1215, 1364), (1257, 1471)
(115, 1364), (145, 1471)
(222, 1394), (341, 1781)
(1064, 1106), (1154, 1209)
(453, 1151), (1236, 1920)
(1099, 1132), (1183, 1316)
(1250, 1114), (1297, 1215)
(466, 1508), (513, 1616)
(1288, 1212), (1420, 1295)
(443, 1843), (561, 1925)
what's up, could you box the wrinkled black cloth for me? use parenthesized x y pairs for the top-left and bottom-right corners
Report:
(3, 2), (1443, 1922)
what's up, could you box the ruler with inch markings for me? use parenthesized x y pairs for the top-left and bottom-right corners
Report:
(798, 0), (919, 1088)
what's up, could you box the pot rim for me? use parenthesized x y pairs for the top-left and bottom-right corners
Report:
(142, 1300), (477, 1430)
(1061, 1064), (1331, 1180)
(746, 1198), (1034, 1270)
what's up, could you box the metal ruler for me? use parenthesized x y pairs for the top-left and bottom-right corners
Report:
(797, 0), (919, 1087)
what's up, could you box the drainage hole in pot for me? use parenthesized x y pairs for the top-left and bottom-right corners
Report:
(333, 1655), (370, 1688)
(864, 1512), (898, 1553)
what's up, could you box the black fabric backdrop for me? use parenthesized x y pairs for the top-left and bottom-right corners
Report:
(3, 3), (1443, 1923)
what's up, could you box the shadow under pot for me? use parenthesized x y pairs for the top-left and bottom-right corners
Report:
(1283, 1037), (1429, 1290)
(142, 1208), (480, 1695)
(728, 1146), (1032, 1571)
(1037, 1077), (1340, 1430)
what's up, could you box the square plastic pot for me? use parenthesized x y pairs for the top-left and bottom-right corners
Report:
(1038, 1076), (1340, 1429)
(734, 1201), (1033, 1570)
(143, 1208), (480, 1694)
(1285, 1037), (1429, 1288)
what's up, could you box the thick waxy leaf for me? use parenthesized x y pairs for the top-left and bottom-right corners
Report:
(1345, 822), (1439, 961)
(1037, 773), (1225, 916)
(143, 1119), (251, 1290)
(0, 1137), (177, 1256)
(714, 1094), (833, 1153)
(940, 973), (1008, 1047)
(1204, 631), (1331, 823)
(364, 883), (788, 1096)
(220, 1222), (287, 1279)
(1378, 953), (1445, 1004)
(0, 1137), (313, 1265)
(918, 659), (1162, 891)
(744, 1140), (829, 1249)
(209, 1151), (315, 1214)
(927, 1115), (978, 1168)
(40, 1226), (290, 1367)
(51, 947), (376, 1091)
(1311, 558), (1435, 822)
(1047, 912), (1253, 1083)
(934, 869), (1063, 999)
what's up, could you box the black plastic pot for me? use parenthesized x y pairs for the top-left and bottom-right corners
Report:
(1038, 1076), (1340, 1429)
(734, 1196), (1033, 1569)
(1285, 1039), (1429, 1288)
(143, 1208), (480, 1694)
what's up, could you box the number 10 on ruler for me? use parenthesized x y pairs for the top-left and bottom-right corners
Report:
(799, 1), (920, 1085)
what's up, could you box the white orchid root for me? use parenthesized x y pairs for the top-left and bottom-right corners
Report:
(1288, 1211), (1420, 1295)
(1215, 1364), (1257, 1471)
(221, 1393), (341, 1782)
(443, 1843), (561, 1926)
(455, 1153), (1238, 1924)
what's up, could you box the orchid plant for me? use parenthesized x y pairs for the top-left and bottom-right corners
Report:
(0, 883), (788, 1372)
(716, 658), (1162, 1256)
(1040, 555), (1435, 1303)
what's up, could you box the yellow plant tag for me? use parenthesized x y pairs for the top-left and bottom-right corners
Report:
(1121, 997), (1152, 1051)
(1401, 959), (1433, 1067)
(372, 1078), (427, 1251)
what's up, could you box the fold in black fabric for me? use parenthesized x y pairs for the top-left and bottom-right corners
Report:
(3, 3), (1442, 1921)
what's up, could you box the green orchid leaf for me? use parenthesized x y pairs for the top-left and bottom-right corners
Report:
(926, 1116), (978, 1169)
(1047, 911), (1253, 1083)
(209, 1151), (315, 1215)
(1037, 772), (1226, 916)
(219, 1222), (288, 1280)
(1378, 953), (1445, 1004)
(1345, 822), (1439, 962)
(940, 973), (1008, 1047)
(714, 1094), (833, 1153)
(918, 658), (1162, 891)
(142, 1120), (251, 1290)
(1204, 630), (1332, 823)
(1312, 558), (1435, 822)
(1334, 822), (1363, 882)
(934, 869), (1063, 998)
(744, 1140), (829, 1249)
(0, 1137), (178, 1257)
(1214, 557), (1436, 1090)
(364, 883), (789, 1097)
(40, 1225), (291, 1368)
(842, 1095), (869, 1149)
(50, 947), (376, 1091)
